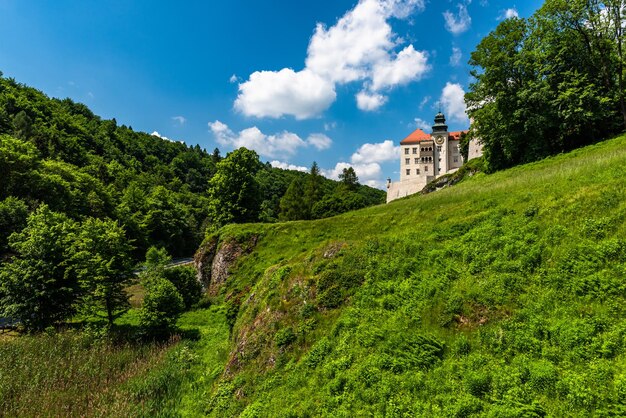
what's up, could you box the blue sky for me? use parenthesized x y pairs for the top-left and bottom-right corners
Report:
(0, 0), (543, 187)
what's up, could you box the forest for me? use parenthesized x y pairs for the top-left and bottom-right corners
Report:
(0, 73), (384, 331)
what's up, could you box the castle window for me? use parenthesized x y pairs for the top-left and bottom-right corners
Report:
(405, 158), (410, 165)
(437, 145), (442, 152)
(438, 168), (441, 172)
(412, 148), (417, 154)
(421, 147), (424, 152)
(404, 148), (409, 155)
(414, 158), (419, 164)
(406, 169), (410, 176)
(453, 157), (458, 163)
(416, 169), (420, 174)
(429, 147), (432, 151)
(425, 166), (428, 172)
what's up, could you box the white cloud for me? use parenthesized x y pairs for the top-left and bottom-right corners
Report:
(151, 131), (169, 140)
(209, 121), (305, 158)
(236, 0), (429, 119)
(440, 82), (468, 123)
(500, 8), (518, 20)
(449, 46), (462, 67)
(324, 121), (337, 131)
(370, 45), (430, 90)
(208, 120), (332, 158)
(419, 96), (430, 110)
(443, 4), (472, 35)
(322, 161), (383, 186)
(356, 91), (388, 111)
(320, 134), (407, 189)
(229, 74), (238, 83)
(270, 160), (308, 172)
(234, 68), (336, 120)
(307, 133), (333, 150)
(351, 140), (399, 164)
(172, 116), (186, 125)
(151, 131), (184, 144)
(321, 138), (401, 188)
(414, 117), (431, 131)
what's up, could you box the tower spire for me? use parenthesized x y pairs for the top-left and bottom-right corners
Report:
(432, 111), (448, 133)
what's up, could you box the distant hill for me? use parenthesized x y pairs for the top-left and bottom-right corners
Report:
(178, 133), (626, 416)
(0, 73), (384, 259)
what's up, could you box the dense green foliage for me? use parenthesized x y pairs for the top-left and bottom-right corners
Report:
(467, 0), (626, 172)
(68, 217), (134, 326)
(0, 73), (383, 330)
(164, 266), (203, 310)
(0, 73), (384, 259)
(0, 205), (78, 331)
(149, 133), (626, 416)
(139, 278), (185, 335)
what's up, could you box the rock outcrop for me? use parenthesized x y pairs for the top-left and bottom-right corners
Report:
(194, 233), (259, 296)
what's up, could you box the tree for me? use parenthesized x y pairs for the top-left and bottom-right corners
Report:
(207, 147), (263, 229)
(339, 167), (359, 191)
(0, 205), (78, 331)
(68, 218), (134, 327)
(466, 2), (625, 172)
(304, 161), (323, 219)
(12, 110), (32, 140)
(211, 147), (222, 164)
(0, 134), (39, 198)
(139, 278), (184, 336)
(279, 177), (308, 221)
(143, 246), (171, 278)
(0, 196), (28, 253)
(164, 266), (202, 310)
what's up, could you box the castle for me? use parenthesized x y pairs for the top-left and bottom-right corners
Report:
(386, 112), (482, 203)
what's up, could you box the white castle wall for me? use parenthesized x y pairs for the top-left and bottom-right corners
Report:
(468, 138), (483, 161)
(386, 177), (430, 203)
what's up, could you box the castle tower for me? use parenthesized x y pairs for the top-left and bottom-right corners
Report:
(431, 112), (449, 175)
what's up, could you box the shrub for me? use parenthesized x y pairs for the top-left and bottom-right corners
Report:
(139, 278), (184, 336)
(275, 327), (296, 348)
(317, 285), (343, 309)
(465, 370), (492, 398)
(164, 266), (202, 310)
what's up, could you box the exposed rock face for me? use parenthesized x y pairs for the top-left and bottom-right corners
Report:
(194, 233), (258, 296)
(194, 235), (219, 290)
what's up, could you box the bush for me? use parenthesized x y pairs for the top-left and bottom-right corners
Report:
(139, 278), (184, 336)
(275, 327), (296, 348)
(465, 370), (492, 398)
(164, 266), (202, 310)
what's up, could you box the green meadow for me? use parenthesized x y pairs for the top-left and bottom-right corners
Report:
(3, 133), (626, 416)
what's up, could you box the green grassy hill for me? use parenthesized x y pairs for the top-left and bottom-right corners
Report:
(4, 133), (626, 417)
(175, 133), (626, 417)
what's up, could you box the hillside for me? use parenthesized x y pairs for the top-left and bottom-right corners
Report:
(0, 74), (385, 261)
(167, 133), (626, 416)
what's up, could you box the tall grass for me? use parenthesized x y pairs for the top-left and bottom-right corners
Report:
(0, 330), (178, 417)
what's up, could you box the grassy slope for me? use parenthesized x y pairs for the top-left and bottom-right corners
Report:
(177, 134), (626, 417)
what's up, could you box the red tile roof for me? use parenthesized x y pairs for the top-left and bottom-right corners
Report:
(448, 130), (468, 140)
(400, 129), (430, 145)
(400, 129), (469, 145)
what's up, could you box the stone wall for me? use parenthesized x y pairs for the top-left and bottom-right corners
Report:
(468, 138), (484, 161)
(386, 177), (429, 203)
